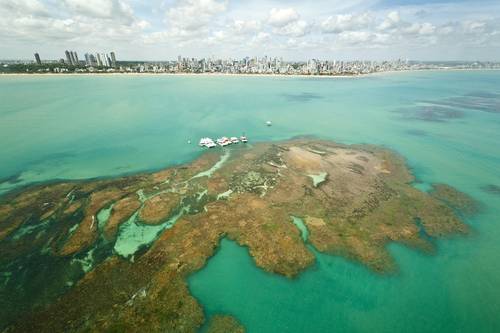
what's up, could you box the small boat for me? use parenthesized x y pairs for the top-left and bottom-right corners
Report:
(230, 136), (239, 143)
(199, 137), (216, 148)
(205, 141), (216, 148)
(217, 137), (231, 147)
(266, 120), (272, 126)
(240, 136), (248, 143)
(199, 138), (211, 146)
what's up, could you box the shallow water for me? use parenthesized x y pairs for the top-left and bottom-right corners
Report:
(290, 216), (309, 241)
(1, 71), (500, 332)
(114, 206), (188, 258)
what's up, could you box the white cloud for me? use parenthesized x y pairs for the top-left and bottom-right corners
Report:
(337, 31), (372, 44)
(0, 0), (149, 49)
(379, 11), (401, 31)
(143, 0), (228, 44)
(274, 20), (309, 37)
(229, 19), (261, 35)
(321, 13), (374, 33)
(463, 20), (487, 34)
(267, 7), (309, 38)
(250, 32), (271, 45)
(63, 0), (135, 23)
(438, 25), (454, 35)
(268, 8), (299, 27)
(165, 0), (227, 32)
(336, 30), (392, 48)
(403, 22), (436, 35)
(0, 0), (49, 17)
(1, 0), (500, 60)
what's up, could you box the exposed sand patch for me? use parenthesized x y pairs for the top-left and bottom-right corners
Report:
(305, 216), (326, 227)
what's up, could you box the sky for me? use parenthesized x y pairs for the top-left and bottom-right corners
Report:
(0, 0), (499, 61)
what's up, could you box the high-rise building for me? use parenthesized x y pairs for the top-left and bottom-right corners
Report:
(73, 51), (79, 65)
(69, 51), (76, 66)
(99, 53), (108, 67)
(65, 50), (72, 65)
(110, 52), (117, 68)
(89, 54), (97, 67)
(84, 53), (91, 66)
(96, 53), (102, 67)
(34, 53), (41, 65)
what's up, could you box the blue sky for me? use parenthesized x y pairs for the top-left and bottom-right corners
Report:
(0, 0), (499, 60)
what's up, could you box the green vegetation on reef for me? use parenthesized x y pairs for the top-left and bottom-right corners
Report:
(0, 139), (476, 332)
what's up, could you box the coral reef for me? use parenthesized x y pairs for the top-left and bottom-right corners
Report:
(0, 139), (476, 332)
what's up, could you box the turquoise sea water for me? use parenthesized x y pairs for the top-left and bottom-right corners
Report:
(1, 71), (500, 332)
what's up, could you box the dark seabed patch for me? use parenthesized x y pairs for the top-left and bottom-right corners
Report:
(481, 185), (500, 195)
(25, 151), (78, 168)
(395, 90), (500, 123)
(0, 173), (22, 185)
(282, 92), (323, 102)
(420, 91), (500, 114)
(466, 91), (500, 99)
(394, 105), (465, 122)
(405, 129), (428, 136)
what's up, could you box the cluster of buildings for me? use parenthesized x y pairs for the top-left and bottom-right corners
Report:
(64, 50), (79, 66)
(4, 52), (500, 75)
(82, 52), (117, 68)
(114, 57), (500, 75)
(120, 56), (411, 75)
(32, 51), (118, 68)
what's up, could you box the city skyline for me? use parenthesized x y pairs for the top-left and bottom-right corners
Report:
(5, 51), (495, 76)
(1, 0), (500, 61)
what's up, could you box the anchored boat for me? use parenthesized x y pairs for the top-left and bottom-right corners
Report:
(199, 135), (248, 148)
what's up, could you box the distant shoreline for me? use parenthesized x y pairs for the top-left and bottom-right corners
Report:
(1, 68), (499, 79)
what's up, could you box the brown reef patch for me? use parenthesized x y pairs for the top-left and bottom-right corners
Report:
(139, 192), (181, 225)
(430, 183), (478, 215)
(207, 315), (245, 333)
(59, 188), (126, 256)
(104, 195), (142, 240)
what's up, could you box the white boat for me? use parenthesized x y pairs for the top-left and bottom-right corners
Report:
(205, 141), (216, 148)
(199, 138), (210, 146)
(240, 136), (248, 143)
(217, 137), (231, 147)
(266, 120), (272, 126)
(199, 137), (216, 148)
(230, 136), (239, 143)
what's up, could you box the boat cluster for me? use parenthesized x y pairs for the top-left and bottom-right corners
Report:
(199, 136), (248, 148)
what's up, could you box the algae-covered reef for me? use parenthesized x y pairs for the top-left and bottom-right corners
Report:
(0, 139), (476, 332)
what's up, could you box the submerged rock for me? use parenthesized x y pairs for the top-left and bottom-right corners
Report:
(430, 184), (478, 216)
(481, 184), (500, 196)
